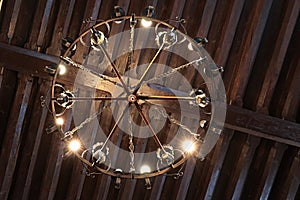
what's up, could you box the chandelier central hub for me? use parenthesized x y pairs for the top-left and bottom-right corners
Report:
(128, 94), (137, 103)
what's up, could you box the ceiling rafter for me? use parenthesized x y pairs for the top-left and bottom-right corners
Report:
(1, 41), (300, 148)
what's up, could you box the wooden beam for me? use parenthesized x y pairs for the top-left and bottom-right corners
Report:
(1, 42), (300, 147)
(225, 105), (300, 147)
(0, 42), (59, 79)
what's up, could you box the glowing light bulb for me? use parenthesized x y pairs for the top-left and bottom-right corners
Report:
(56, 117), (64, 126)
(140, 165), (151, 174)
(68, 139), (81, 152)
(141, 19), (152, 27)
(58, 64), (66, 75)
(182, 140), (195, 153)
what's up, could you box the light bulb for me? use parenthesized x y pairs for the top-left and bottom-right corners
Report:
(140, 165), (151, 174)
(56, 117), (64, 126)
(58, 63), (66, 75)
(182, 140), (195, 153)
(68, 139), (81, 152)
(141, 19), (152, 27)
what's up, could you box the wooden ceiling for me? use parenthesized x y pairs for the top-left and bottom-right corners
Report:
(0, 0), (299, 199)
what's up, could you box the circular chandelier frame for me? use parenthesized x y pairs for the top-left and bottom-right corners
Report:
(50, 15), (226, 180)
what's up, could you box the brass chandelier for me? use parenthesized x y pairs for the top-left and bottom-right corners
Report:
(46, 5), (226, 189)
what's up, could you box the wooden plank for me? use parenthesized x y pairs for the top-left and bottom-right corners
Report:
(175, 158), (197, 200)
(7, 0), (22, 43)
(65, 89), (94, 200)
(173, 117), (201, 200)
(147, 122), (179, 200)
(91, 102), (115, 199)
(211, 132), (247, 198)
(71, 0), (102, 63)
(282, 57), (300, 120)
(0, 0), (15, 42)
(8, 0), (37, 46)
(10, 77), (39, 200)
(46, 143), (65, 200)
(230, 135), (260, 199)
(73, 100), (105, 200)
(39, 112), (72, 200)
(256, 0), (300, 111)
(36, 0), (55, 50)
(93, 175), (112, 200)
(259, 143), (287, 200)
(0, 67), (3, 87)
(224, 0), (273, 106)
(269, 18), (300, 120)
(204, 129), (234, 199)
(0, 75), (32, 200)
(147, 176), (166, 200)
(197, 0), (218, 37)
(281, 149), (300, 199)
(212, 0), (246, 66)
(47, 0), (77, 55)
(22, 79), (52, 200)
(62, 0), (77, 38)
(91, 100), (126, 199)
(0, 69), (17, 149)
(75, 100), (106, 199)
(24, 0), (48, 50)
(67, 0), (89, 40)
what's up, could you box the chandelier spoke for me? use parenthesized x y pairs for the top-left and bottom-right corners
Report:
(59, 56), (123, 88)
(133, 102), (166, 152)
(51, 96), (127, 101)
(132, 42), (165, 94)
(98, 44), (131, 95)
(138, 95), (195, 101)
(100, 104), (130, 151)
